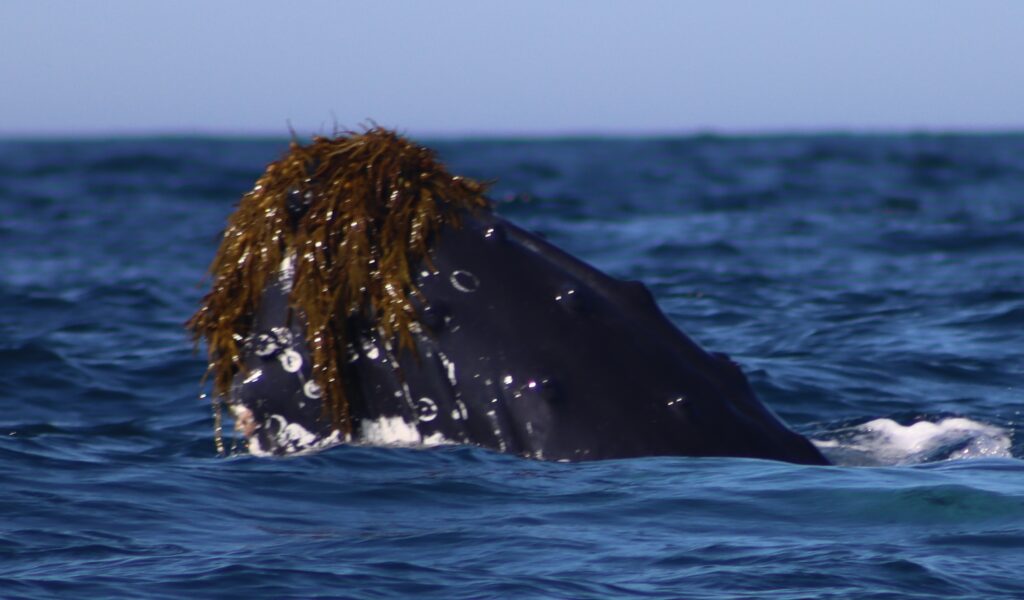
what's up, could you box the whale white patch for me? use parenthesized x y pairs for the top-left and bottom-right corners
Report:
(450, 269), (480, 293)
(244, 412), (343, 457)
(253, 333), (279, 357)
(435, 349), (458, 388)
(302, 379), (322, 399)
(231, 404), (257, 438)
(270, 327), (294, 347)
(451, 400), (469, 421)
(279, 349), (303, 372)
(416, 397), (438, 422)
(278, 252), (296, 292)
(242, 368), (263, 384)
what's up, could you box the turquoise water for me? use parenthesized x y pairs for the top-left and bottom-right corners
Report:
(2, 135), (1023, 598)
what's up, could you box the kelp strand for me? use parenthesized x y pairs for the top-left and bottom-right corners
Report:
(187, 128), (490, 436)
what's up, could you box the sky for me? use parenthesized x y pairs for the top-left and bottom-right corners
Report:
(1, 0), (1022, 137)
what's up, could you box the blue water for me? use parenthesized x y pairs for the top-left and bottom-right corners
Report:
(1, 135), (1022, 598)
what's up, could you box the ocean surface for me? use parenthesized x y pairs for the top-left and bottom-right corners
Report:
(1, 134), (1022, 599)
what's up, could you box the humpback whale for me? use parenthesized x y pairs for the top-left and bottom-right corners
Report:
(188, 129), (828, 465)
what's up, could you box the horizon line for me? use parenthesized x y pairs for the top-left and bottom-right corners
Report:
(5, 126), (1024, 143)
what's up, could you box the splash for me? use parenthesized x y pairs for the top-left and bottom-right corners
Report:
(814, 417), (1012, 466)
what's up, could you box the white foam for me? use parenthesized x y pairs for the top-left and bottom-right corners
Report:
(359, 415), (455, 448)
(814, 417), (1012, 466)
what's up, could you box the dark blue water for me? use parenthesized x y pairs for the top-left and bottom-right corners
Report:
(2, 135), (1022, 598)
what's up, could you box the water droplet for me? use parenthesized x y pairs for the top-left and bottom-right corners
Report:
(555, 287), (585, 312)
(484, 225), (506, 242)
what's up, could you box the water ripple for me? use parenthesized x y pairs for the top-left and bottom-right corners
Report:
(3, 136), (1024, 598)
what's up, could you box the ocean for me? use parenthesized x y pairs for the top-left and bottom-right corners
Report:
(1, 134), (1022, 598)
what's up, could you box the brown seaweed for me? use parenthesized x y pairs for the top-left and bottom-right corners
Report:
(186, 128), (490, 438)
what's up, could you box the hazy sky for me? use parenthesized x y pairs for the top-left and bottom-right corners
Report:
(2, 0), (1022, 136)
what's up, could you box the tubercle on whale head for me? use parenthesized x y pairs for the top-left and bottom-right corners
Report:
(185, 127), (492, 439)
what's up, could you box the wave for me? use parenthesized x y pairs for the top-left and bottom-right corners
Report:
(814, 417), (1012, 466)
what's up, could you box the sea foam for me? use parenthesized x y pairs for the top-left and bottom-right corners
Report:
(815, 417), (1012, 466)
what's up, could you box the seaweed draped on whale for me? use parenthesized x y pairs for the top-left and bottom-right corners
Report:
(187, 129), (488, 442)
(187, 128), (829, 465)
